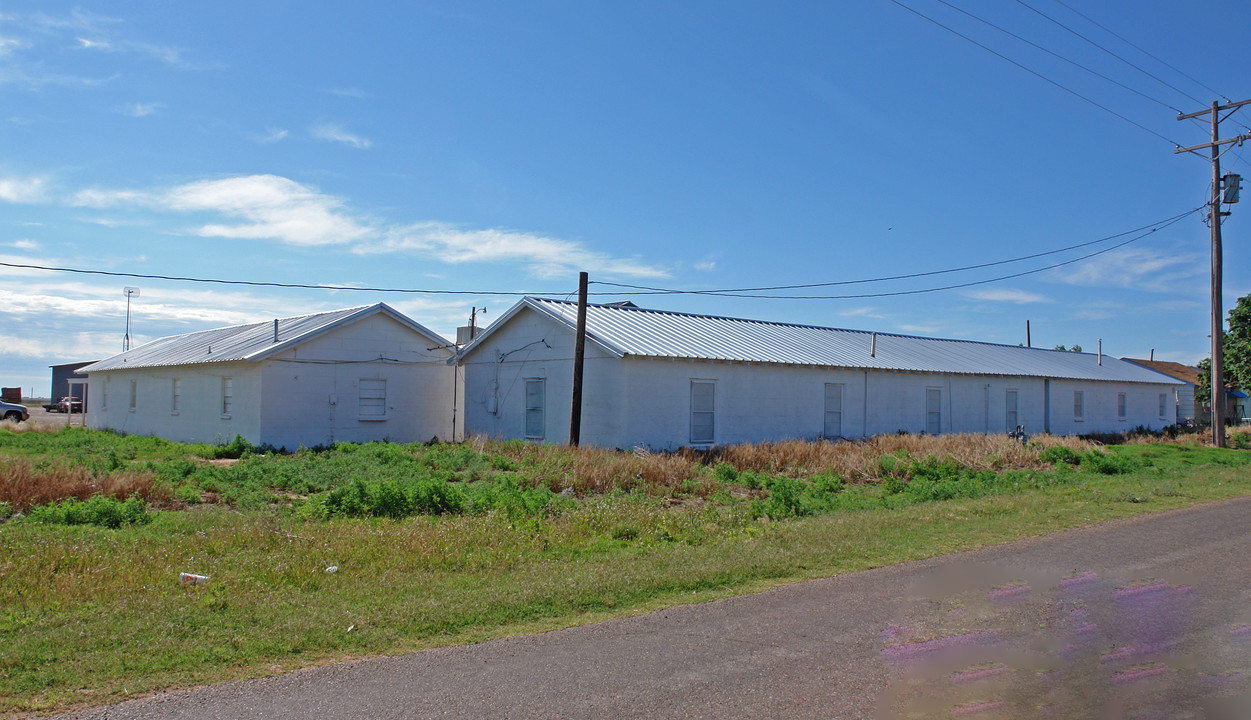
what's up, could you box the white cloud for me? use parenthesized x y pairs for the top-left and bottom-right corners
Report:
(1056, 248), (1203, 292)
(312, 123), (372, 149)
(66, 174), (670, 279)
(694, 259), (716, 272)
(0, 331), (120, 360)
(117, 101), (161, 117)
(363, 223), (669, 279)
(963, 288), (1051, 304)
(0, 175), (48, 203)
(76, 37), (110, 50)
(255, 127), (288, 144)
(323, 87), (369, 98)
(11, 239), (38, 250)
(840, 306), (887, 319)
(896, 323), (943, 335)
(165, 175), (374, 246)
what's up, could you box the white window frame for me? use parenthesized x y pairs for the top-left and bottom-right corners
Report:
(823, 382), (844, 439)
(925, 387), (941, 435)
(1117, 392), (1127, 421)
(100, 379), (108, 411)
(221, 377), (233, 418)
(1005, 389), (1019, 431)
(1074, 390), (1084, 422)
(524, 378), (545, 440)
(171, 378), (181, 415)
(358, 378), (387, 420)
(690, 380), (715, 445)
(1159, 393), (1168, 419)
(128, 379), (137, 412)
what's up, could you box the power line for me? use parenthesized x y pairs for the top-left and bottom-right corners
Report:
(886, 0), (1185, 147)
(1013, 0), (1206, 107)
(932, 0), (1182, 113)
(594, 207), (1203, 296)
(1050, 0), (1230, 104)
(0, 261), (560, 296)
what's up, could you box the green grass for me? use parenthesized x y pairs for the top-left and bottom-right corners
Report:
(1, 430), (1250, 714)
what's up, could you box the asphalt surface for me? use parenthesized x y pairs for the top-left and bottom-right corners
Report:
(58, 497), (1251, 719)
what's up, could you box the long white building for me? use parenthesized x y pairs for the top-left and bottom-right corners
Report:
(453, 298), (1183, 449)
(81, 304), (454, 450)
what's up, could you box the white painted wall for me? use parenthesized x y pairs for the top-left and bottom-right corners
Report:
(86, 361), (262, 445)
(86, 312), (454, 448)
(459, 307), (1181, 449)
(258, 313), (454, 449)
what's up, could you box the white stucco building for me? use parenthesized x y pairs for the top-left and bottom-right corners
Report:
(81, 304), (454, 449)
(453, 298), (1183, 449)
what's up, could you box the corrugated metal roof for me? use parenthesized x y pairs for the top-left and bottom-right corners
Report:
(80, 304), (448, 373)
(513, 298), (1182, 385)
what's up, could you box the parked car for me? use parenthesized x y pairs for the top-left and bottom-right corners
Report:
(57, 397), (84, 414)
(0, 399), (30, 422)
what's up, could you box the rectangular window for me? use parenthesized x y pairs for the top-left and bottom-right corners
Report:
(524, 378), (545, 439)
(823, 383), (844, 439)
(128, 379), (137, 412)
(1117, 392), (1127, 420)
(1159, 393), (1168, 418)
(221, 377), (233, 417)
(101, 379), (108, 411)
(1005, 389), (1019, 430)
(926, 387), (941, 435)
(359, 378), (387, 418)
(1074, 390), (1084, 421)
(171, 378), (181, 414)
(691, 380), (715, 444)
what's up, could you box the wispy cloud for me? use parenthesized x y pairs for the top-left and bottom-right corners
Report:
(312, 123), (372, 149)
(323, 87), (369, 99)
(0, 175), (48, 202)
(964, 288), (1051, 304)
(694, 257), (717, 272)
(254, 127), (288, 144)
(1056, 248), (1203, 293)
(67, 174), (670, 279)
(840, 306), (887, 320)
(117, 101), (161, 117)
(896, 323), (943, 335)
(364, 223), (668, 279)
(11, 239), (38, 250)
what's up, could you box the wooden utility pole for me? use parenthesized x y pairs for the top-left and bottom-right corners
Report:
(569, 272), (588, 446)
(1176, 98), (1251, 448)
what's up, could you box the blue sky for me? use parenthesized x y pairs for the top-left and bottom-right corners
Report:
(2, 1), (1249, 397)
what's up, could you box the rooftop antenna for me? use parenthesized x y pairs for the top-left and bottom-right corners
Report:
(123, 287), (140, 351)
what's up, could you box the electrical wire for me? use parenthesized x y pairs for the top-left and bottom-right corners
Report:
(593, 207), (1202, 296)
(1013, 0), (1205, 107)
(932, 0), (1182, 113)
(590, 207), (1202, 300)
(0, 261), (561, 296)
(886, 0), (1186, 147)
(1050, 0), (1230, 104)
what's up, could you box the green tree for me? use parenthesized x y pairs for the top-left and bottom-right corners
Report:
(1052, 344), (1083, 353)
(1196, 293), (1251, 405)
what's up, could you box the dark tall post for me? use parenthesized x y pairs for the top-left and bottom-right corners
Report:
(569, 272), (588, 446)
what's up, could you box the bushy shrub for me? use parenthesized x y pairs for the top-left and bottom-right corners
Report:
(1081, 450), (1138, 475)
(1040, 446), (1082, 465)
(25, 494), (151, 528)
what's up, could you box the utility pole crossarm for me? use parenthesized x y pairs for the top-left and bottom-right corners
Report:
(1174, 134), (1249, 155)
(1177, 98), (1251, 121)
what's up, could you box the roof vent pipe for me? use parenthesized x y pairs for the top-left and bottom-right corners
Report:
(1098, 339), (1102, 366)
(273, 319), (279, 343)
(870, 332), (877, 358)
(1150, 348), (1154, 361)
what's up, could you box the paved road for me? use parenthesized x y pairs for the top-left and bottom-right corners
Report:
(62, 498), (1251, 719)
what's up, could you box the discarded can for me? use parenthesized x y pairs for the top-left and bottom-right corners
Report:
(325, 565), (339, 574)
(179, 572), (209, 585)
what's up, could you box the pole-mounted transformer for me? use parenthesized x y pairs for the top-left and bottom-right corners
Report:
(1223, 173), (1242, 204)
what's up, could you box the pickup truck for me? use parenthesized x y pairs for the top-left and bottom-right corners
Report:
(44, 397), (84, 413)
(1, 399), (29, 422)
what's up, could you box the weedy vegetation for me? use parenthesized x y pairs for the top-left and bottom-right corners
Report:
(1, 423), (1250, 714)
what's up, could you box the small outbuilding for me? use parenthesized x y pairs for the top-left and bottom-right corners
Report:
(453, 298), (1183, 449)
(80, 303), (454, 449)
(1120, 358), (1200, 424)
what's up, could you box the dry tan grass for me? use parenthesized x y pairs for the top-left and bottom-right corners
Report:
(0, 456), (168, 512)
(685, 433), (1095, 483)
